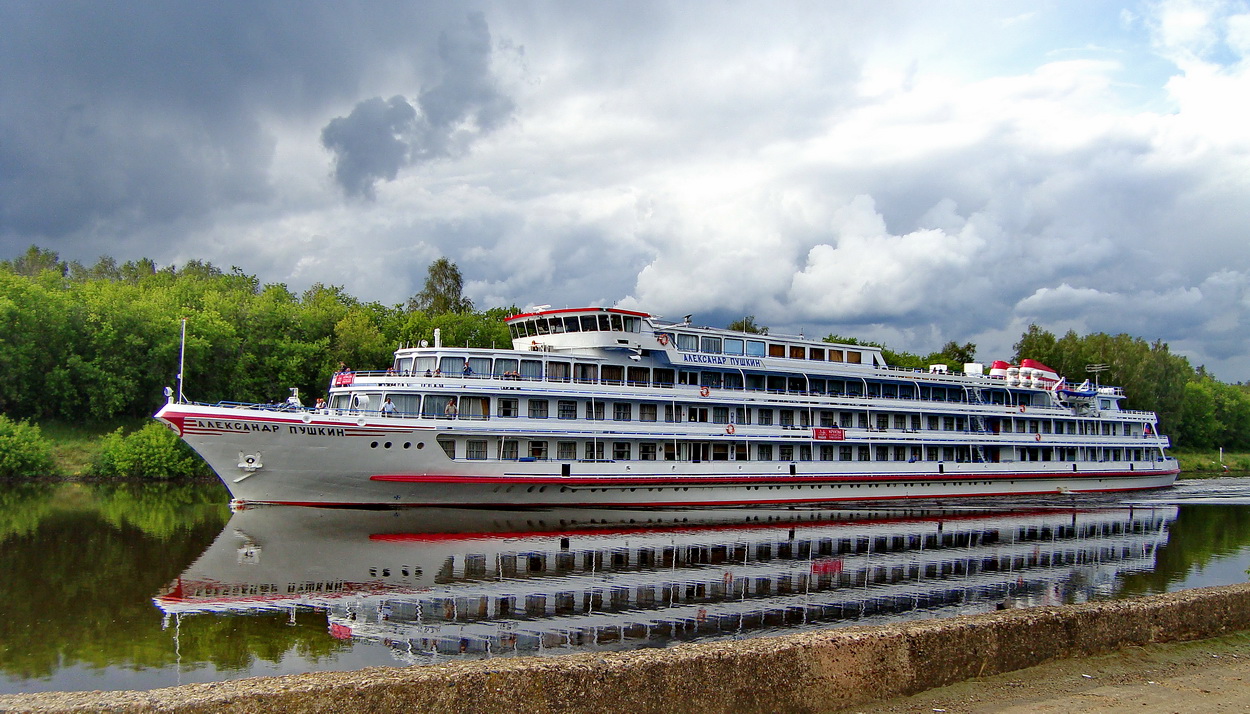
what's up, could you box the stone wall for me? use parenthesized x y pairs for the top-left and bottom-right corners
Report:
(6, 583), (1250, 713)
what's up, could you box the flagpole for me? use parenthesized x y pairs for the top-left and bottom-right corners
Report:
(178, 318), (187, 404)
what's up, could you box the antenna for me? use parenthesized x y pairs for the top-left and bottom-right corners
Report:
(1086, 363), (1109, 389)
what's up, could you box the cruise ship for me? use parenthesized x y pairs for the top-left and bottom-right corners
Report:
(154, 307), (1178, 507)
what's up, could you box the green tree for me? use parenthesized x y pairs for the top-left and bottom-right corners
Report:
(728, 315), (768, 334)
(407, 257), (473, 314)
(0, 416), (56, 477)
(0, 245), (67, 277)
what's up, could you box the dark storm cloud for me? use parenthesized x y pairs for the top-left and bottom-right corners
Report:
(0, 0), (465, 245)
(321, 12), (515, 199)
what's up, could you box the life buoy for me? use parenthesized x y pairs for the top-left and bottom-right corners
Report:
(657, 333), (669, 346)
(1035, 433), (1042, 442)
(726, 424), (736, 435)
(1019, 405), (1026, 413)
(699, 386), (710, 397)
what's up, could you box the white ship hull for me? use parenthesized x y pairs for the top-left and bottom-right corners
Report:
(155, 403), (1177, 507)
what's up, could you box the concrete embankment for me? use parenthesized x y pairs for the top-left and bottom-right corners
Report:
(6, 584), (1250, 713)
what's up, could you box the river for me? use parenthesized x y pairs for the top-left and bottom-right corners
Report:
(3, 478), (1250, 694)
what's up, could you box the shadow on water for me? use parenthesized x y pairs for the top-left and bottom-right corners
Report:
(4, 478), (1250, 694)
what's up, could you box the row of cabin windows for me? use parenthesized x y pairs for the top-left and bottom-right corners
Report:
(454, 439), (1153, 463)
(507, 313), (644, 340)
(671, 333), (864, 364)
(391, 355), (1024, 406)
(334, 393), (1140, 436)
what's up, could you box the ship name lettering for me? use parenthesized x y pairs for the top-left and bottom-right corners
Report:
(681, 353), (764, 368)
(195, 420), (279, 432)
(288, 425), (347, 437)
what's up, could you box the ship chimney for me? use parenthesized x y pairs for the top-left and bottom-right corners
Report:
(433, 328), (442, 349)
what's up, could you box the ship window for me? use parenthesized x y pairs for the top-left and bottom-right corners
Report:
(800, 445), (812, 461)
(746, 340), (766, 357)
(498, 398), (518, 417)
(413, 357), (437, 374)
(640, 404), (658, 422)
(653, 368), (675, 386)
(425, 397), (455, 420)
(700, 336), (722, 353)
(700, 372), (723, 388)
(624, 316), (641, 332)
(460, 397), (489, 420)
(757, 444), (774, 461)
(439, 357), (466, 375)
(758, 409), (773, 425)
(598, 314), (611, 330)
(809, 378), (826, 395)
(768, 344), (785, 357)
(385, 393), (420, 416)
(548, 318), (564, 334)
(529, 399), (549, 419)
(557, 441), (577, 459)
(530, 441), (548, 459)
(820, 445), (835, 461)
(467, 440), (487, 460)
(828, 349), (843, 362)
(329, 394), (351, 410)
(585, 442), (604, 460)
(536, 319), (550, 335)
(602, 365), (624, 385)
(500, 440), (519, 460)
(640, 443), (657, 460)
(574, 363), (598, 383)
(439, 438), (456, 459)
(587, 402), (605, 420)
(613, 442), (631, 460)
(494, 358), (519, 379)
(520, 359), (543, 380)
(557, 400), (576, 419)
(712, 444), (730, 461)
(688, 407), (709, 422)
(610, 314), (624, 331)
(580, 315), (598, 331)
(780, 410), (794, 426)
(734, 407), (750, 425)
(779, 445), (794, 461)
(789, 346), (804, 359)
(676, 333), (698, 351)
(614, 403), (632, 421)
(713, 407), (730, 424)
(724, 338), (744, 355)
(627, 367), (650, 386)
(841, 446), (853, 461)
(563, 317), (580, 333)
(808, 347), (825, 360)
(724, 373), (743, 390)
(846, 351), (862, 364)
(546, 361), (571, 382)
(466, 357), (491, 377)
(395, 356), (414, 374)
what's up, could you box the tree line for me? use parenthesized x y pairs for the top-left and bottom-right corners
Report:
(1, 247), (507, 422)
(3, 245), (1249, 449)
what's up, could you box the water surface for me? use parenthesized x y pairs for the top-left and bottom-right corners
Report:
(3, 478), (1249, 694)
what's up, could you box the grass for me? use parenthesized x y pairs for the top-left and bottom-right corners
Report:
(1171, 448), (1250, 478)
(38, 418), (149, 477)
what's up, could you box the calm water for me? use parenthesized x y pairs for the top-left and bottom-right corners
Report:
(4, 479), (1250, 694)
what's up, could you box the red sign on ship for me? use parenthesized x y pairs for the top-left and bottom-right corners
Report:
(334, 372), (354, 387)
(812, 427), (845, 441)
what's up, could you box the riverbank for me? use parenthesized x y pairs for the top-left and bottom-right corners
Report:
(5, 584), (1250, 713)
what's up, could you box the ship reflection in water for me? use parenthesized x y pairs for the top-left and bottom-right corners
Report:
(155, 503), (1176, 665)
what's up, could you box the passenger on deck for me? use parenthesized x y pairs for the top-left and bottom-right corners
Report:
(444, 397), (458, 419)
(381, 397), (396, 417)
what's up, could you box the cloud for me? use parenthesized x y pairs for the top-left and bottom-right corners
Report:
(321, 12), (515, 198)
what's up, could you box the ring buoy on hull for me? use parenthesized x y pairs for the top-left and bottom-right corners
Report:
(1035, 433), (1042, 442)
(1019, 405), (1027, 413)
(700, 386), (710, 397)
(657, 333), (669, 346)
(726, 424), (736, 435)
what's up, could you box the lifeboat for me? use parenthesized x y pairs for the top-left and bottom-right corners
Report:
(1021, 359), (1060, 390)
(989, 360), (1011, 380)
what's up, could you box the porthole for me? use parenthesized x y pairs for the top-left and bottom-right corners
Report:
(370, 441), (379, 448)
(384, 442), (392, 449)
(403, 442), (412, 449)
(416, 442), (425, 449)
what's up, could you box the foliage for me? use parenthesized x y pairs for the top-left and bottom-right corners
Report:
(727, 315), (768, 334)
(407, 257), (474, 314)
(0, 249), (511, 425)
(91, 422), (211, 479)
(0, 414), (56, 477)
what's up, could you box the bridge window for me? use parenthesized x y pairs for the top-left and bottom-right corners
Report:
(700, 336), (722, 353)
(724, 338), (744, 355)
(676, 333), (698, 351)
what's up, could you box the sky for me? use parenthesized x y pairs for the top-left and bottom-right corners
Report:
(2, 1), (1249, 381)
